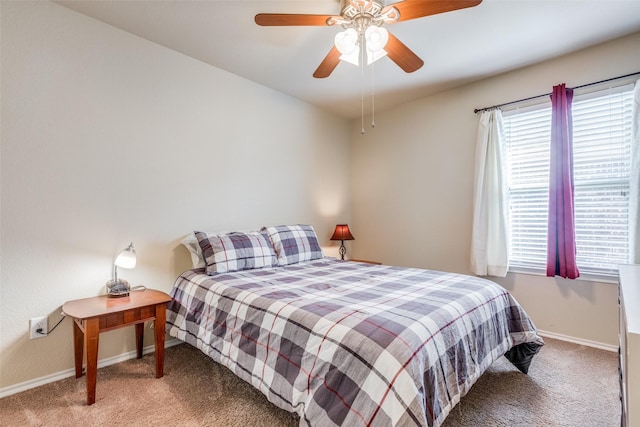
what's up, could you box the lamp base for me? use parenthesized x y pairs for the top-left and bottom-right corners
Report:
(106, 279), (130, 297)
(339, 242), (346, 261)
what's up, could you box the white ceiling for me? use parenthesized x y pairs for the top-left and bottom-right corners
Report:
(55, 0), (640, 119)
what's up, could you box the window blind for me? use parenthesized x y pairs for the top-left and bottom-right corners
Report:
(572, 86), (633, 275)
(503, 84), (634, 277)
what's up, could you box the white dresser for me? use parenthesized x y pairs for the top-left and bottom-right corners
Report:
(619, 264), (640, 427)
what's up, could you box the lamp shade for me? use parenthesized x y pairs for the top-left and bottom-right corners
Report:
(365, 25), (388, 64)
(107, 242), (136, 297)
(335, 28), (360, 66)
(330, 224), (355, 241)
(365, 26), (388, 53)
(114, 242), (136, 269)
(335, 28), (358, 55)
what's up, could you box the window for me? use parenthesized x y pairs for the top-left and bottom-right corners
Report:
(503, 83), (634, 278)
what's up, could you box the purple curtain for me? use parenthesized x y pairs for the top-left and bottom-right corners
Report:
(546, 84), (580, 279)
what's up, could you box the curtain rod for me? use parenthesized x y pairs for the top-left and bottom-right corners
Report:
(473, 71), (640, 114)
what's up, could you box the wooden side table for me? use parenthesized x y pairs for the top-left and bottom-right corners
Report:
(62, 289), (172, 405)
(349, 259), (382, 265)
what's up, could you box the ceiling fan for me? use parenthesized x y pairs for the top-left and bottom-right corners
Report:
(255, 0), (483, 78)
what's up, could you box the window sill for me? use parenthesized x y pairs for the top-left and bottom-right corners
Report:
(507, 265), (619, 284)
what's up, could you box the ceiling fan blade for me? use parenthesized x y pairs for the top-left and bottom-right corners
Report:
(313, 46), (341, 79)
(391, 0), (482, 22)
(255, 13), (333, 26)
(386, 32), (424, 73)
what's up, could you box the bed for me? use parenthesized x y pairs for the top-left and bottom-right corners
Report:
(166, 225), (543, 427)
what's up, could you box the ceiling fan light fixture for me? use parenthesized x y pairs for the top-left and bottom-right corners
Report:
(335, 28), (361, 65)
(366, 47), (387, 65)
(365, 25), (388, 52)
(365, 25), (388, 64)
(335, 28), (359, 55)
(340, 48), (361, 66)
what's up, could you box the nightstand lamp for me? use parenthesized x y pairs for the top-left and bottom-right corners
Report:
(106, 242), (136, 297)
(330, 224), (355, 261)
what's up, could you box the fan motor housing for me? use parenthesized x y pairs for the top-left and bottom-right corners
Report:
(340, 0), (384, 18)
(339, 0), (399, 29)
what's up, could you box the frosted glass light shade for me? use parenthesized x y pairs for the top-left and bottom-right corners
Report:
(336, 28), (361, 66)
(340, 48), (360, 66)
(366, 48), (387, 65)
(335, 28), (358, 55)
(365, 26), (388, 52)
(365, 26), (388, 64)
(115, 243), (136, 269)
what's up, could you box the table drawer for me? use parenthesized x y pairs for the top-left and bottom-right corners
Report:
(98, 305), (156, 331)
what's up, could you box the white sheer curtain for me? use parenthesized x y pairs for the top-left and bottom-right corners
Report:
(630, 79), (640, 264)
(471, 109), (509, 276)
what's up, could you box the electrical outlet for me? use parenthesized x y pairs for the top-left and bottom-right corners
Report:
(30, 316), (48, 339)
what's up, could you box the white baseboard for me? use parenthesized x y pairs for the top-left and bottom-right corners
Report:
(1, 332), (616, 399)
(537, 329), (617, 352)
(0, 338), (182, 399)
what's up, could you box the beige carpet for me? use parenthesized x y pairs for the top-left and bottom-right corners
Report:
(0, 337), (619, 426)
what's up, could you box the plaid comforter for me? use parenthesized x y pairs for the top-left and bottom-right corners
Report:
(167, 258), (543, 427)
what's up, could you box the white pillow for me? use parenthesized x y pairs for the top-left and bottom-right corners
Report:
(181, 233), (206, 269)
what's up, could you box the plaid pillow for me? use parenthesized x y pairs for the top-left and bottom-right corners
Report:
(263, 224), (324, 266)
(195, 231), (276, 275)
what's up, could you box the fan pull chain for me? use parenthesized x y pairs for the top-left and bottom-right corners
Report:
(360, 33), (365, 135)
(371, 59), (376, 128)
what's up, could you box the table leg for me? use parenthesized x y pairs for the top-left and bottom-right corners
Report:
(84, 318), (100, 405)
(154, 304), (166, 378)
(135, 323), (144, 359)
(72, 319), (84, 378)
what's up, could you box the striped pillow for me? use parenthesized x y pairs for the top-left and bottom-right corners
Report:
(195, 231), (276, 275)
(263, 224), (323, 266)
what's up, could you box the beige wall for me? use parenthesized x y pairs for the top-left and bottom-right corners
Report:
(0, 1), (350, 390)
(350, 31), (640, 348)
